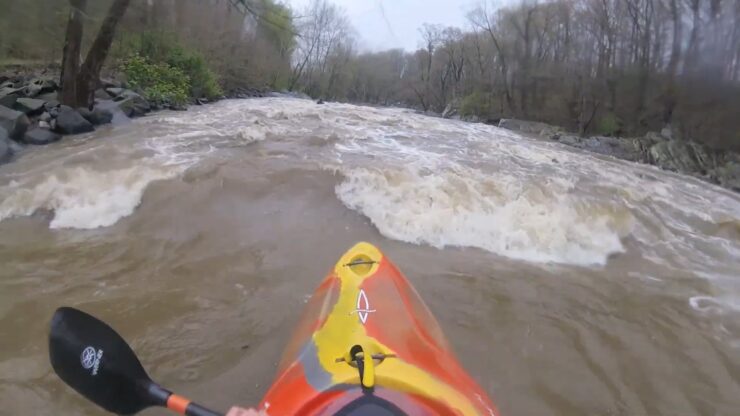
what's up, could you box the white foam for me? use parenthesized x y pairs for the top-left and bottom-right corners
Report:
(0, 165), (179, 229)
(336, 166), (631, 266)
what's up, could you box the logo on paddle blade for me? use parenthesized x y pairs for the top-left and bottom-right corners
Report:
(355, 289), (376, 324)
(80, 346), (104, 376)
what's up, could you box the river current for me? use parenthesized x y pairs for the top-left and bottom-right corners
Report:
(1, 98), (739, 415)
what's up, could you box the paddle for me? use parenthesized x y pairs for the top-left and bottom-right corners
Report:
(49, 307), (222, 416)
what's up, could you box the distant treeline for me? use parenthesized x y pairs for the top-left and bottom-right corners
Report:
(1, 0), (738, 149)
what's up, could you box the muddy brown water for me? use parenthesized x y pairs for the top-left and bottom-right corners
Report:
(1, 99), (739, 415)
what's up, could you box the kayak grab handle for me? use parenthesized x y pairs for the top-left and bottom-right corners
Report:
(335, 345), (397, 390)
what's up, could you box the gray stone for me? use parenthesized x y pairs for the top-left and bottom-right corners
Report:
(94, 100), (130, 125)
(94, 88), (110, 100)
(39, 120), (51, 129)
(54, 106), (94, 135)
(0, 105), (30, 141)
(0, 93), (18, 108)
(115, 92), (150, 117)
(0, 126), (10, 163)
(44, 99), (60, 111)
(15, 97), (46, 115)
(23, 128), (62, 145)
(78, 106), (113, 125)
(105, 87), (126, 97)
(36, 91), (58, 102)
(498, 118), (563, 137)
(39, 112), (51, 122)
(557, 134), (582, 147)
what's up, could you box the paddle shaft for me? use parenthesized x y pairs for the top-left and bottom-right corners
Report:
(148, 383), (222, 416)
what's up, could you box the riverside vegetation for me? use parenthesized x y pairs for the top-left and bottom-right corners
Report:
(0, 0), (738, 190)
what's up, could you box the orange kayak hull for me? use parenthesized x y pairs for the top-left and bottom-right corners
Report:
(259, 242), (498, 415)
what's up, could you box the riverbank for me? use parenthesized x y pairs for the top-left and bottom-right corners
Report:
(475, 116), (740, 193)
(0, 68), (310, 164)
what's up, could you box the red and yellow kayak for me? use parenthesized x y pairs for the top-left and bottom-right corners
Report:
(259, 242), (498, 415)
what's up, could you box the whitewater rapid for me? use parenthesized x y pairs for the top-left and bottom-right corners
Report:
(2, 98), (740, 415)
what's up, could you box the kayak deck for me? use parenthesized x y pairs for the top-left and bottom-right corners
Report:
(260, 242), (498, 415)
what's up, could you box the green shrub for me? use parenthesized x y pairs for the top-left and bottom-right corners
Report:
(460, 91), (492, 118)
(597, 112), (622, 136)
(122, 54), (190, 106)
(119, 32), (222, 100)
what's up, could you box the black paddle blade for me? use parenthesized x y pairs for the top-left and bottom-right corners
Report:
(49, 307), (157, 415)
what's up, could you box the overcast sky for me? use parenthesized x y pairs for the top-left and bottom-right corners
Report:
(285, 0), (478, 51)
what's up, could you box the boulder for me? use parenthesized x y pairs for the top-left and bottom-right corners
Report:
(79, 106), (113, 125)
(44, 99), (60, 111)
(0, 126), (11, 163)
(39, 120), (51, 129)
(54, 106), (94, 134)
(498, 118), (563, 137)
(0, 105), (30, 141)
(39, 111), (51, 122)
(105, 87), (126, 97)
(14, 97), (46, 116)
(23, 77), (57, 98)
(23, 128), (62, 145)
(114, 91), (150, 117)
(716, 160), (740, 191)
(36, 91), (58, 102)
(94, 88), (110, 100)
(94, 100), (131, 124)
(648, 140), (722, 175)
(0, 93), (18, 108)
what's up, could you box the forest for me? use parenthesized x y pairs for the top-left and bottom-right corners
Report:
(1, 0), (738, 150)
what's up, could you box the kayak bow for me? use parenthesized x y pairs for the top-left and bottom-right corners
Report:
(260, 242), (498, 415)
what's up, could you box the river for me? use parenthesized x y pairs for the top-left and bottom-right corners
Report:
(1, 98), (739, 415)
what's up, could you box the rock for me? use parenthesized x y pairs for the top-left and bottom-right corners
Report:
(0, 126), (11, 163)
(100, 78), (122, 89)
(0, 105), (30, 141)
(36, 91), (58, 102)
(39, 112), (51, 122)
(23, 128), (62, 145)
(14, 97), (46, 115)
(660, 125), (675, 140)
(54, 105), (94, 134)
(442, 101), (459, 119)
(114, 91), (150, 117)
(648, 140), (723, 176)
(39, 120), (51, 129)
(0, 75), (8, 85)
(94, 100), (131, 124)
(0, 93), (18, 108)
(716, 160), (740, 191)
(105, 87), (126, 97)
(557, 134), (582, 147)
(79, 106), (113, 125)
(498, 118), (563, 137)
(316, 98), (325, 105)
(94, 88), (110, 100)
(644, 131), (667, 145)
(44, 99), (60, 111)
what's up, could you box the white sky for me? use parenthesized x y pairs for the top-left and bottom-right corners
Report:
(285, 0), (479, 51)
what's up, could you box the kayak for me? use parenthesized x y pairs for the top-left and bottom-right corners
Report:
(259, 242), (498, 416)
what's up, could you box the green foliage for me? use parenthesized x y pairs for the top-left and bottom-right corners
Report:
(460, 91), (492, 118)
(119, 32), (222, 100)
(256, 0), (296, 54)
(597, 112), (622, 136)
(122, 54), (190, 106)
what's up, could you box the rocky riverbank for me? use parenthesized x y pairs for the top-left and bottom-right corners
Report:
(494, 118), (740, 192)
(0, 70), (312, 164)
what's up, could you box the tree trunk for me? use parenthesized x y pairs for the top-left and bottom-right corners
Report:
(59, 0), (87, 107)
(75, 0), (132, 108)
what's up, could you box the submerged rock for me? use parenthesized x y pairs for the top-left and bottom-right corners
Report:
(23, 128), (62, 145)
